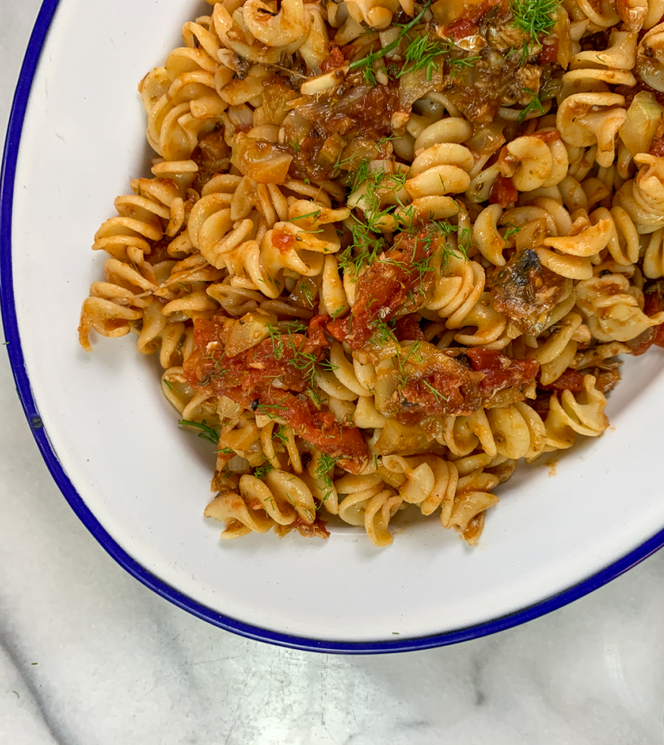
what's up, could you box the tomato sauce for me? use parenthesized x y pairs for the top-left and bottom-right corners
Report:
(394, 315), (425, 342)
(257, 389), (369, 471)
(650, 134), (664, 158)
(533, 130), (561, 144)
(465, 348), (539, 397)
(398, 360), (485, 419)
(443, 0), (503, 40)
(627, 280), (664, 354)
(321, 46), (346, 74)
(489, 175), (518, 208)
(538, 39), (558, 64)
(445, 17), (478, 40)
(272, 229), (296, 253)
(386, 347), (539, 422)
(539, 368), (586, 392)
(185, 317), (326, 395)
(327, 230), (436, 349)
(184, 315), (369, 472)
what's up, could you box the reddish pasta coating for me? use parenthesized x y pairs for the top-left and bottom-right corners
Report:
(394, 315), (426, 342)
(184, 315), (369, 472)
(257, 389), (368, 470)
(539, 368), (586, 392)
(274, 516), (331, 539)
(320, 46), (346, 73)
(185, 316), (327, 394)
(625, 280), (664, 355)
(327, 231), (437, 349)
(465, 348), (540, 398)
(540, 367), (622, 394)
(538, 39), (559, 64)
(489, 175), (518, 207)
(443, 0), (504, 40)
(383, 347), (539, 423)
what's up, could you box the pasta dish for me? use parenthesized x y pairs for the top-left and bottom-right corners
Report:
(79, 0), (664, 546)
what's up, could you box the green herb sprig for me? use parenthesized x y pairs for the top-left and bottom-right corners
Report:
(448, 54), (482, 79)
(338, 161), (410, 275)
(449, 55), (482, 70)
(349, 1), (432, 85)
(396, 34), (448, 81)
(517, 90), (545, 123)
(253, 462), (274, 479)
(423, 379), (448, 404)
(267, 323), (285, 360)
(370, 317), (398, 345)
(290, 210), (321, 222)
(503, 224), (523, 240)
(179, 419), (220, 445)
(256, 401), (288, 419)
(396, 340), (424, 388)
(510, 0), (560, 41)
(315, 453), (338, 480)
(315, 454), (338, 503)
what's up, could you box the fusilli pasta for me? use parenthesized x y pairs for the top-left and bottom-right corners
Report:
(79, 0), (664, 547)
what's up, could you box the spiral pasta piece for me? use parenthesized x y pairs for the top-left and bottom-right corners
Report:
(637, 23), (664, 91)
(576, 273), (664, 341)
(543, 375), (609, 449)
(335, 474), (402, 546)
(440, 404), (546, 462)
(617, 154), (664, 234)
(425, 254), (486, 328)
(140, 17), (227, 161)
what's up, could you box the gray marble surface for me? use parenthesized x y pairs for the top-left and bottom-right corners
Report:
(2, 3), (664, 743)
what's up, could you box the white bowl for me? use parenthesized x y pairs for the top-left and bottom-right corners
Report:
(3, 0), (664, 653)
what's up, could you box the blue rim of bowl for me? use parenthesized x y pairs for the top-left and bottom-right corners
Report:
(3, 0), (664, 655)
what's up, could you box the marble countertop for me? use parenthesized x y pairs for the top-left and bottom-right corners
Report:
(2, 3), (664, 743)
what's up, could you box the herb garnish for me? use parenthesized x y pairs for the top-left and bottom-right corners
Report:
(315, 453), (338, 503)
(517, 90), (545, 122)
(267, 323), (285, 359)
(348, 1), (432, 85)
(423, 379), (448, 404)
(396, 34), (447, 81)
(290, 210), (321, 222)
(273, 425), (289, 445)
(338, 162), (410, 275)
(370, 317), (398, 345)
(396, 340), (424, 388)
(503, 224), (523, 240)
(256, 402), (288, 419)
(253, 462), (274, 479)
(510, 0), (560, 42)
(448, 54), (482, 78)
(179, 419), (219, 445)
(297, 281), (315, 307)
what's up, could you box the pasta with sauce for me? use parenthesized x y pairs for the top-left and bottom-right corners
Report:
(79, 0), (664, 547)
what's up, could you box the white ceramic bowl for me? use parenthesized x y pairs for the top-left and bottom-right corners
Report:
(3, 0), (664, 653)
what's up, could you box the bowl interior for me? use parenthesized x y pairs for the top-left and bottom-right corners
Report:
(6, 0), (664, 646)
